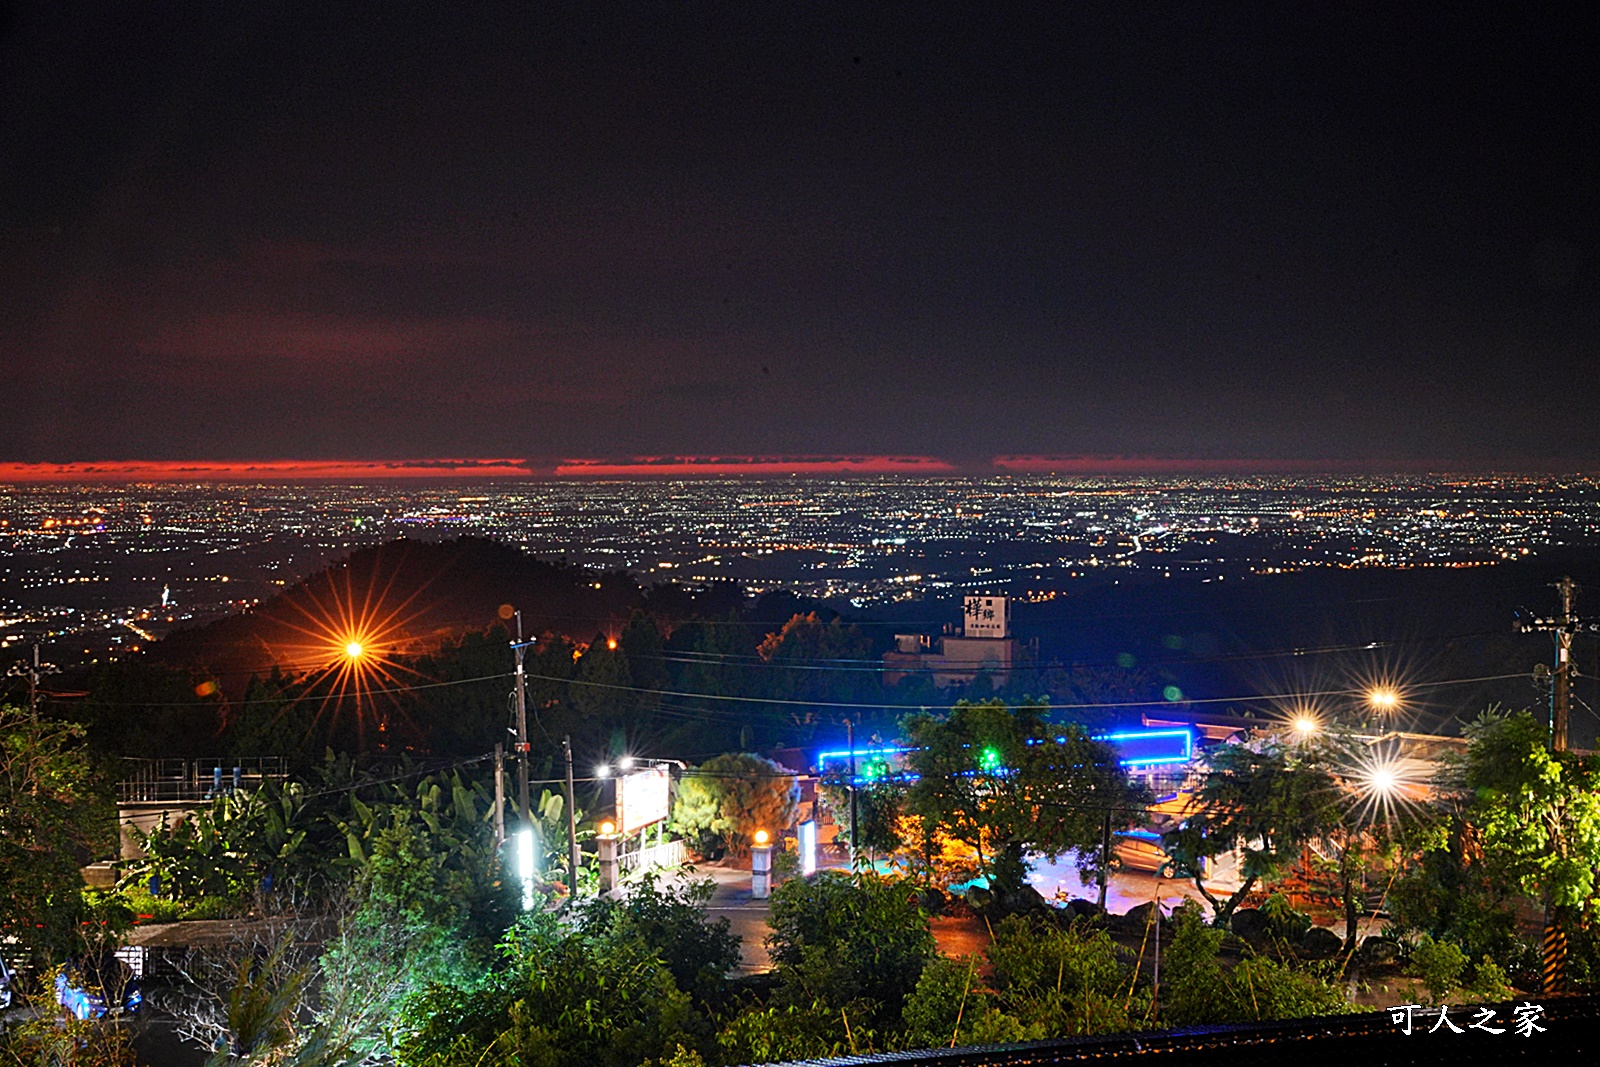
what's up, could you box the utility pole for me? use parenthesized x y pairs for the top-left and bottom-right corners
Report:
(8, 643), (60, 718)
(845, 719), (858, 870)
(509, 612), (534, 826)
(563, 734), (580, 894)
(1521, 577), (1595, 752)
(1097, 810), (1112, 912)
(1518, 577), (1599, 995)
(493, 743), (507, 848)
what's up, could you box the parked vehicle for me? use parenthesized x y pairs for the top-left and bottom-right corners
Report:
(0, 954), (14, 1011)
(55, 952), (142, 1020)
(1113, 829), (1186, 876)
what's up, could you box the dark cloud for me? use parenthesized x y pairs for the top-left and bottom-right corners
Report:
(0, 3), (1595, 466)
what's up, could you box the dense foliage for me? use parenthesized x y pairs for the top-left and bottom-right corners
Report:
(902, 700), (1146, 894)
(671, 753), (799, 856)
(0, 705), (113, 965)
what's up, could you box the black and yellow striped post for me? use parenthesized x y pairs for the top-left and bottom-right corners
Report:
(1542, 921), (1568, 994)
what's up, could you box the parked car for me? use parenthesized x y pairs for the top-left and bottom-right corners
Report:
(0, 954), (14, 1011)
(55, 952), (142, 1020)
(1113, 829), (1190, 876)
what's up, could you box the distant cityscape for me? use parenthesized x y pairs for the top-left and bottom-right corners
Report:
(3, 474), (1598, 662)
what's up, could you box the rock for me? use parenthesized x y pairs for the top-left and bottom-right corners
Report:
(1358, 936), (1400, 966)
(1231, 908), (1268, 940)
(919, 887), (948, 915)
(1121, 901), (1158, 928)
(1066, 898), (1103, 921)
(1005, 884), (1049, 914)
(1301, 926), (1343, 958)
(965, 885), (994, 912)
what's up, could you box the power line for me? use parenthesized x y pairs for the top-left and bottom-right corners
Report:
(518, 668), (1532, 713)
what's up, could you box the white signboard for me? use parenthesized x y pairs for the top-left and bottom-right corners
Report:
(963, 595), (1009, 638)
(618, 766), (671, 834)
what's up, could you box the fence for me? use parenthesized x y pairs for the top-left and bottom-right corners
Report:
(117, 757), (289, 803)
(619, 838), (686, 872)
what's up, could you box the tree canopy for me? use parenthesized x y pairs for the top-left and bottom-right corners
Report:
(901, 700), (1145, 893)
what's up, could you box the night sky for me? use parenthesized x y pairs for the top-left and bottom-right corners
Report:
(2, 4), (1595, 471)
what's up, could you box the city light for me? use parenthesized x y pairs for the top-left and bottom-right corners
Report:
(1293, 715), (1319, 735)
(344, 640), (365, 659)
(599, 820), (617, 836)
(753, 829), (770, 846)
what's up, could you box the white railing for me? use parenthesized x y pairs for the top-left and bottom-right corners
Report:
(619, 839), (686, 872)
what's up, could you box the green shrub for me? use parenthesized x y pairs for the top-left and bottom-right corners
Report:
(717, 1000), (871, 1063)
(1408, 935), (1468, 1004)
(987, 914), (1143, 1037)
(1465, 955), (1515, 1001)
(575, 871), (739, 1005)
(766, 872), (934, 1021)
(1161, 901), (1350, 1024)
(120, 885), (182, 923)
(1260, 892), (1312, 942)
(181, 895), (245, 920)
(901, 955), (1036, 1050)
(396, 912), (698, 1067)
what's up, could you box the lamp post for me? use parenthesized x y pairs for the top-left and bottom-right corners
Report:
(751, 829), (774, 899)
(597, 820), (621, 896)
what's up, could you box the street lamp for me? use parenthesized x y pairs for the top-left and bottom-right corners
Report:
(1293, 714), (1319, 736)
(1366, 687), (1400, 716)
(344, 640), (365, 660)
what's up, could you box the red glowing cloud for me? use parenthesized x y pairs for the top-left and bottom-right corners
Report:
(0, 459), (543, 482)
(552, 455), (960, 476)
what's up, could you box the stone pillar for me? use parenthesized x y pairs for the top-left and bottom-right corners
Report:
(598, 831), (620, 896)
(751, 843), (774, 899)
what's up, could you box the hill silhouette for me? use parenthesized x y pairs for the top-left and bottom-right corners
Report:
(147, 537), (739, 683)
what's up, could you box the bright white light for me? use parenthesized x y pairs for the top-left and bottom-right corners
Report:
(799, 820), (817, 876)
(1367, 765), (1397, 796)
(618, 755), (635, 770)
(513, 827), (536, 910)
(344, 641), (364, 659)
(1293, 715), (1318, 735)
(1368, 688), (1399, 712)
(596, 764), (610, 778)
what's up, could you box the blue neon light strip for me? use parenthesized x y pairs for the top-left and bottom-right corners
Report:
(818, 728), (1194, 774)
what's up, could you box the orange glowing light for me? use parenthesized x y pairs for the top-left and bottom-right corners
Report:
(753, 830), (770, 846)
(606, 637), (618, 651)
(600, 821), (617, 836)
(267, 552), (436, 750)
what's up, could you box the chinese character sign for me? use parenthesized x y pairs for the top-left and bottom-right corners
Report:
(963, 595), (1009, 638)
(1387, 1002), (1546, 1038)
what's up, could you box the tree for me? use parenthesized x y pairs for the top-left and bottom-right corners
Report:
(0, 705), (111, 965)
(672, 753), (798, 856)
(1462, 707), (1600, 911)
(757, 613), (876, 736)
(902, 700), (1144, 895)
(1162, 733), (1346, 927)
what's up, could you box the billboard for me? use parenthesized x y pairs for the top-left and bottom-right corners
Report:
(963, 595), (1009, 638)
(618, 766), (671, 834)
